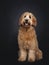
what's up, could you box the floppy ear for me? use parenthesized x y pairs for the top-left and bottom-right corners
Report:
(19, 14), (23, 26)
(19, 15), (22, 25)
(32, 16), (37, 27)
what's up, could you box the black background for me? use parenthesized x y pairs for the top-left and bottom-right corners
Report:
(0, 0), (49, 65)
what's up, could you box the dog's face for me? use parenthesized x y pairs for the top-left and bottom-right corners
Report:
(19, 12), (37, 27)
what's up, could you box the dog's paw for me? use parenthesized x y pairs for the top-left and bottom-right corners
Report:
(28, 58), (35, 62)
(18, 57), (26, 62)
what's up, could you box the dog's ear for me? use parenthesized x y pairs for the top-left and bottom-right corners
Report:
(32, 15), (37, 27)
(19, 14), (23, 26)
(19, 15), (22, 25)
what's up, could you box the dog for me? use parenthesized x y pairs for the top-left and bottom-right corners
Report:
(18, 12), (43, 62)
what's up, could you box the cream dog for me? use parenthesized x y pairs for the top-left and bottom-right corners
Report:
(18, 12), (43, 62)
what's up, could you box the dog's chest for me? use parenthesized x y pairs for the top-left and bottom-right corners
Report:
(24, 32), (31, 40)
(19, 28), (36, 49)
(21, 29), (34, 41)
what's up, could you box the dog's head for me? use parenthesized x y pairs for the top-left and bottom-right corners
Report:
(19, 12), (37, 28)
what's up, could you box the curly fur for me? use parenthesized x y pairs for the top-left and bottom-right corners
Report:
(18, 12), (43, 62)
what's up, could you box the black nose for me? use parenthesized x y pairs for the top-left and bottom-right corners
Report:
(25, 19), (28, 23)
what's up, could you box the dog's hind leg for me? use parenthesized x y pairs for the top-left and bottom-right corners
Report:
(35, 49), (43, 60)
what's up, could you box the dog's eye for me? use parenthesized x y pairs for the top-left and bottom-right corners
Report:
(29, 15), (31, 19)
(24, 15), (26, 18)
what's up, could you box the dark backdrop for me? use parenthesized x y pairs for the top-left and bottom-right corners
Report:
(0, 0), (49, 65)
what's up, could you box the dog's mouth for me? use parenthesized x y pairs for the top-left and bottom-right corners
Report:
(20, 19), (32, 28)
(23, 22), (30, 27)
(24, 22), (30, 25)
(20, 22), (31, 28)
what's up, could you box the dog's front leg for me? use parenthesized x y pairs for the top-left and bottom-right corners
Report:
(28, 50), (35, 62)
(18, 49), (27, 61)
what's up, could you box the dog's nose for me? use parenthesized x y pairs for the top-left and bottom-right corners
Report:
(25, 19), (28, 23)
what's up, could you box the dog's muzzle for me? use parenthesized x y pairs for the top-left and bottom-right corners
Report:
(24, 19), (30, 26)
